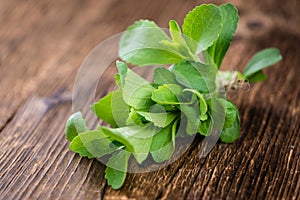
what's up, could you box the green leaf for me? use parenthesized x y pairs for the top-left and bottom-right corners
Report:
(105, 150), (130, 189)
(218, 98), (239, 129)
(110, 89), (131, 127)
(91, 90), (129, 127)
(169, 20), (182, 43)
(65, 112), (88, 142)
(137, 111), (178, 128)
(70, 130), (118, 158)
(69, 136), (93, 158)
(119, 20), (184, 66)
(117, 61), (155, 110)
(243, 48), (282, 77)
(183, 89), (208, 120)
(215, 98), (240, 143)
(153, 67), (177, 85)
(172, 60), (217, 93)
(180, 104), (200, 135)
(100, 125), (157, 164)
(220, 114), (240, 143)
(161, 20), (198, 61)
(182, 4), (222, 54)
(115, 74), (121, 87)
(172, 118), (178, 139)
(206, 3), (239, 68)
(202, 51), (215, 65)
(246, 70), (267, 83)
(206, 97), (226, 131)
(149, 104), (179, 113)
(198, 113), (213, 136)
(151, 84), (184, 105)
(150, 123), (175, 162)
(126, 108), (147, 126)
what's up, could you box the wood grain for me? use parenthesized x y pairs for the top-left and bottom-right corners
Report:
(0, 0), (299, 199)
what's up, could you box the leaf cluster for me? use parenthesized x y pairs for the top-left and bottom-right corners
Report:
(65, 3), (282, 189)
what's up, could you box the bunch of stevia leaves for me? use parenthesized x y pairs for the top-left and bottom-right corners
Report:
(65, 3), (282, 189)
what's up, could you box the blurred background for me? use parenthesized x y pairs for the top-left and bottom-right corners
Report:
(0, 0), (299, 112)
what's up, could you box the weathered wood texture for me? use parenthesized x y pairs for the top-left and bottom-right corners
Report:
(0, 0), (299, 199)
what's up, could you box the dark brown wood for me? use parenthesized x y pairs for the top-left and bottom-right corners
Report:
(0, 0), (299, 199)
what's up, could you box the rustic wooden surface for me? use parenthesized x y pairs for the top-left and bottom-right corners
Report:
(0, 0), (299, 199)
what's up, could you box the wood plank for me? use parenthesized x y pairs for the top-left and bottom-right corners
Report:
(0, 0), (299, 199)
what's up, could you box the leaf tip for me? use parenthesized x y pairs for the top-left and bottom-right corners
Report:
(65, 112), (88, 142)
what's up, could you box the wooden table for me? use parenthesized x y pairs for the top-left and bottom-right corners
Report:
(0, 0), (299, 199)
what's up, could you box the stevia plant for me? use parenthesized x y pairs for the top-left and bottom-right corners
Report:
(65, 3), (282, 189)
